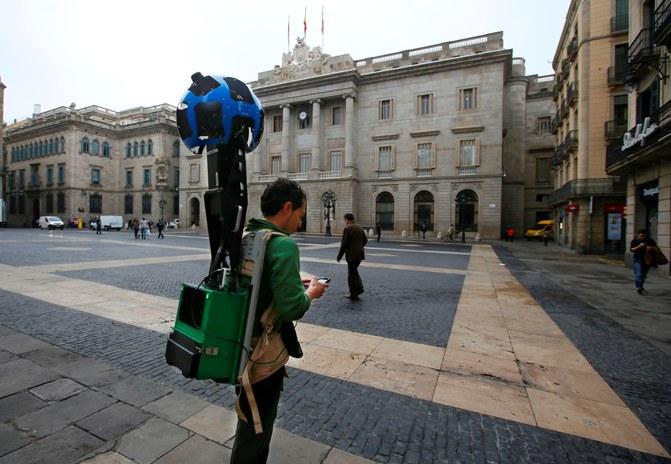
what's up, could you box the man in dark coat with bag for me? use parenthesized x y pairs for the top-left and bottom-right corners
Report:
(337, 213), (368, 300)
(630, 229), (661, 294)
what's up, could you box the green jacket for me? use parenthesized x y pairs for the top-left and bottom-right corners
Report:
(246, 218), (311, 334)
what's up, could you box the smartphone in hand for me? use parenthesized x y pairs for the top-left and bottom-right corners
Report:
(317, 277), (331, 284)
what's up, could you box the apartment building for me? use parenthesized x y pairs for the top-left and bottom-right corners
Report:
(525, 76), (557, 227)
(607, 0), (671, 274)
(3, 105), (182, 227)
(549, 0), (630, 254)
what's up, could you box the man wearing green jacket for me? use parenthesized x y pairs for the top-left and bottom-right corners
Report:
(231, 178), (327, 463)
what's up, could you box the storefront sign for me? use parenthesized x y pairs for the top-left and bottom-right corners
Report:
(566, 204), (579, 213)
(621, 118), (658, 151)
(604, 204), (625, 213)
(643, 186), (659, 198)
(607, 212), (622, 241)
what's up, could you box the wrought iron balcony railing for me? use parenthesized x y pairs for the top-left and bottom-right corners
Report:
(547, 177), (626, 205)
(568, 82), (579, 106)
(628, 28), (657, 75)
(565, 130), (578, 153)
(604, 120), (628, 140)
(655, 0), (671, 47)
(568, 36), (578, 61)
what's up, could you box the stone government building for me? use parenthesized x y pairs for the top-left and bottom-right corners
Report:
(243, 32), (554, 238)
(3, 104), (182, 227)
(2, 32), (555, 239)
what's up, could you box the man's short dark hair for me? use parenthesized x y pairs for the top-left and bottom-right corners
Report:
(344, 213), (355, 221)
(260, 178), (306, 216)
(638, 229), (648, 235)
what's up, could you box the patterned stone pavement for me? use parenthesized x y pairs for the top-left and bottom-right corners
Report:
(0, 228), (669, 463)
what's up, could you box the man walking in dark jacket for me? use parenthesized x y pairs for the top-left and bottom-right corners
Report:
(337, 213), (368, 300)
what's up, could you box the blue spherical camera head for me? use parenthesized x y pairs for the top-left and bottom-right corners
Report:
(176, 73), (264, 154)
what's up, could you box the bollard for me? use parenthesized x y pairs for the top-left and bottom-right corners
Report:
(401, 230), (407, 238)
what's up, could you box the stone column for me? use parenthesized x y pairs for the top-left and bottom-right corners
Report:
(281, 104), (291, 173)
(344, 95), (355, 168)
(253, 130), (264, 175)
(310, 99), (322, 174)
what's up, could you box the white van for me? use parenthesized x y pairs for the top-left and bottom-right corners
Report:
(90, 215), (124, 231)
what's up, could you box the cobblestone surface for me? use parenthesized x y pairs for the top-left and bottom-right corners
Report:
(58, 260), (209, 300)
(301, 245), (471, 270)
(494, 245), (671, 456)
(0, 289), (667, 463)
(57, 258), (463, 347)
(1, 231), (205, 267)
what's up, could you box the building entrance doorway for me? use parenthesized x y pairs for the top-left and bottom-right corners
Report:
(190, 198), (200, 227)
(413, 191), (434, 232)
(375, 192), (394, 230)
(33, 199), (40, 226)
(455, 190), (478, 232)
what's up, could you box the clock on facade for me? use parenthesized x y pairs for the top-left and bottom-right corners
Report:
(299, 111), (308, 120)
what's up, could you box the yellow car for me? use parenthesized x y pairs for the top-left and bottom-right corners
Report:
(524, 220), (554, 240)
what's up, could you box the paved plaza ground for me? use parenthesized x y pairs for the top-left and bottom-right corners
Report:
(0, 228), (669, 463)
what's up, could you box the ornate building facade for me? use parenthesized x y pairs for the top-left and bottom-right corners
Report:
(3, 104), (182, 227)
(217, 33), (555, 238)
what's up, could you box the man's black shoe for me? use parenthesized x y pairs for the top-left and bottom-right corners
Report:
(345, 295), (360, 300)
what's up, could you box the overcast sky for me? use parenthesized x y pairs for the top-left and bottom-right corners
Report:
(1, 0), (570, 124)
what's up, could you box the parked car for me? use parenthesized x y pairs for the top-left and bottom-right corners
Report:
(167, 219), (180, 229)
(524, 219), (554, 240)
(36, 216), (65, 230)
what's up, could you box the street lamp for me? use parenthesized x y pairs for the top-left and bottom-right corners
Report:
(159, 199), (167, 223)
(322, 192), (336, 236)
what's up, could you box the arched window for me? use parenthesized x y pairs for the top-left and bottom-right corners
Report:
(38, 141), (43, 156)
(455, 190), (479, 232)
(102, 142), (110, 158)
(190, 197), (200, 226)
(375, 192), (395, 230)
(81, 137), (90, 153)
(413, 190), (434, 231)
(48, 139), (54, 155)
(133, 142), (138, 157)
(29, 143), (34, 158)
(173, 140), (180, 157)
(91, 139), (100, 156)
(147, 140), (153, 156)
(140, 141), (146, 156)
(126, 143), (132, 158)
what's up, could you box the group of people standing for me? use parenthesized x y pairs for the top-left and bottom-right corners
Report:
(128, 217), (165, 240)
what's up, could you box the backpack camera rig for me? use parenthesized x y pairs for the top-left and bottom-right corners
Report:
(165, 73), (268, 384)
